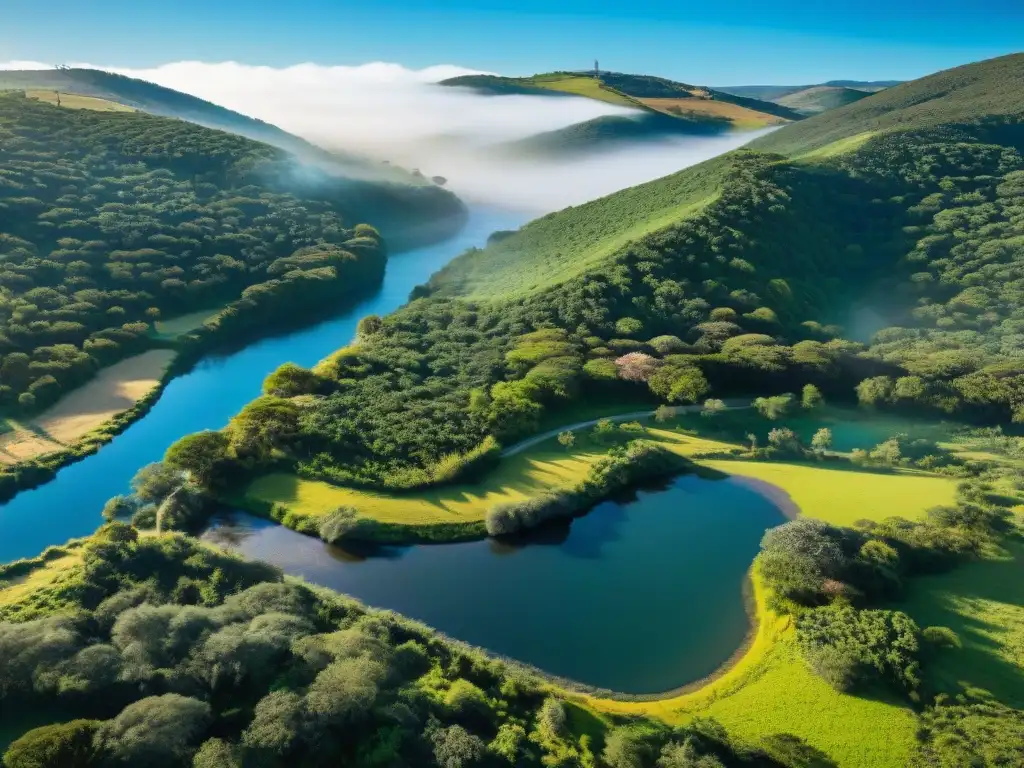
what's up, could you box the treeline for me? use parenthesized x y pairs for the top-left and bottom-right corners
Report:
(0, 91), (396, 412)
(0, 526), (796, 768)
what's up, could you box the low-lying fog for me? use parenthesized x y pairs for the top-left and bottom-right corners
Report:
(8, 60), (775, 213)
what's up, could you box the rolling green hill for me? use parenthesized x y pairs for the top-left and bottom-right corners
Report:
(774, 85), (872, 115)
(752, 54), (1024, 156)
(441, 70), (802, 128)
(190, 52), (1024, 494)
(718, 80), (901, 102)
(0, 68), (465, 248)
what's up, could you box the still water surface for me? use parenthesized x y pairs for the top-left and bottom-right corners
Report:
(0, 209), (526, 562)
(203, 474), (787, 693)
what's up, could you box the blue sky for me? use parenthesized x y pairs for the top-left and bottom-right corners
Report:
(2, 0), (1021, 84)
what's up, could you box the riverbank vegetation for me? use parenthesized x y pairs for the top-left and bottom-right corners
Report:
(0, 91), (401, 418)
(0, 526), (803, 768)
(171, 54), (1024, 506)
(230, 406), (964, 543)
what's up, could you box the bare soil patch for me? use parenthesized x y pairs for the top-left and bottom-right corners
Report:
(0, 349), (174, 464)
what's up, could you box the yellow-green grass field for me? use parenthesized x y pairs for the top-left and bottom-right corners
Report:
(25, 89), (133, 112)
(900, 540), (1024, 708)
(246, 426), (741, 525)
(700, 460), (958, 525)
(244, 415), (957, 531)
(792, 131), (876, 162)
(638, 97), (789, 129)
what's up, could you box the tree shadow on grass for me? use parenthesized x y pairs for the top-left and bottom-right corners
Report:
(760, 733), (839, 768)
(899, 542), (1024, 708)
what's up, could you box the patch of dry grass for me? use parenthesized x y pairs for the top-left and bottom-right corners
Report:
(26, 89), (133, 112)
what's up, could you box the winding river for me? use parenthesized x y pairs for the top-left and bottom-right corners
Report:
(0, 208), (527, 563)
(203, 474), (787, 694)
(0, 202), (790, 695)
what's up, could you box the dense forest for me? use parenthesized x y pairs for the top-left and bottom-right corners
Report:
(174, 54), (1024, 492)
(0, 91), (462, 412)
(0, 526), (792, 768)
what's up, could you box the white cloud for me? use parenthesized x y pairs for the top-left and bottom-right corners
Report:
(1, 59), (772, 213)
(0, 60), (54, 70)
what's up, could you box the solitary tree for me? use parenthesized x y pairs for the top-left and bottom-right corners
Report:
(811, 427), (834, 453)
(701, 398), (727, 418)
(802, 384), (825, 410)
(557, 430), (576, 449)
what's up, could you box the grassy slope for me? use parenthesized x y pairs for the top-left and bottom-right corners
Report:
(427, 152), (730, 299)
(752, 52), (1024, 156)
(498, 112), (724, 158)
(244, 426), (737, 525)
(775, 85), (872, 114)
(0, 554), (82, 607)
(637, 97), (788, 128)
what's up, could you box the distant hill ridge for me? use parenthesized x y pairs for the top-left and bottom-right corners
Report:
(440, 70), (804, 128)
(716, 80), (902, 103)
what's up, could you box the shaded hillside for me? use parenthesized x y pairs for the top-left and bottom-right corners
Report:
(0, 68), (466, 248)
(753, 53), (1024, 156)
(496, 112), (728, 158)
(189, 52), (1024, 490)
(441, 70), (801, 128)
(775, 85), (872, 115)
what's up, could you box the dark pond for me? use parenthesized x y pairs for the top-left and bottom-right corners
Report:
(202, 474), (788, 694)
(0, 208), (526, 563)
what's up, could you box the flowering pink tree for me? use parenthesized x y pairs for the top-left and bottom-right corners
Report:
(614, 352), (661, 382)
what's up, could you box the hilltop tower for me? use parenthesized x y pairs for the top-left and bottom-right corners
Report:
(594, 60), (599, 78)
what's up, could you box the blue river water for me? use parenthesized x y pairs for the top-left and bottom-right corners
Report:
(0, 208), (527, 562)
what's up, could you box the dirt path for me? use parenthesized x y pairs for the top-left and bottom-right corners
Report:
(501, 400), (750, 457)
(0, 349), (175, 464)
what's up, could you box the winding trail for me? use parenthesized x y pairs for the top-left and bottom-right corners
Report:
(501, 400), (751, 457)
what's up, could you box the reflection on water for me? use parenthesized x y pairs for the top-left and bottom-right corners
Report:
(203, 474), (787, 693)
